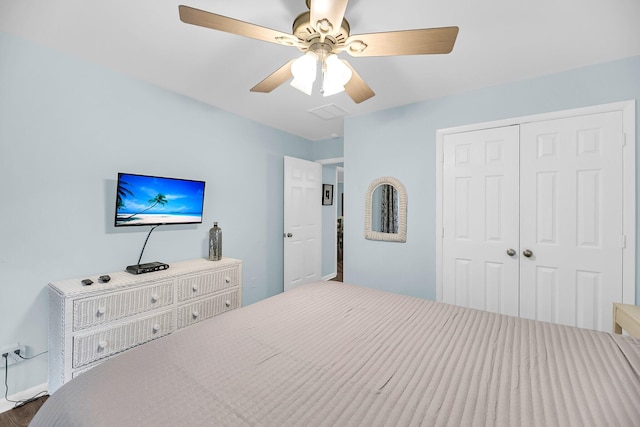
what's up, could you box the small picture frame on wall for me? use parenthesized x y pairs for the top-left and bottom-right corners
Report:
(322, 184), (334, 205)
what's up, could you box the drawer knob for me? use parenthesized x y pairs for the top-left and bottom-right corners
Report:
(97, 340), (108, 351)
(225, 300), (231, 307)
(192, 284), (199, 292)
(97, 307), (106, 316)
(192, 310), (199, 319)
(151, 294), (159, 303)
(152, 324), (160, 333)
(225, 276), (231, 283)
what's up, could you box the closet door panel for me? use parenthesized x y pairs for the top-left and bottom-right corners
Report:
(519, 111), (624, 331)
(442, 126), (520, 315)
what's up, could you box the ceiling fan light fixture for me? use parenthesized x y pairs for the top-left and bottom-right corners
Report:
(290, 51), (318, 95)
(290, 78), (314, 96)
(322, 54), (352, 97)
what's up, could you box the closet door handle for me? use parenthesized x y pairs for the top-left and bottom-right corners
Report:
(523, 249), (533, 258)
(506, 248), (516, 256)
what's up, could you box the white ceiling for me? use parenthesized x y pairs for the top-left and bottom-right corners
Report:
(2, 0), (639, 141)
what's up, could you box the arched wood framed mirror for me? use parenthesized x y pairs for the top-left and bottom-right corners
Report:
(364, 176), (407, 242)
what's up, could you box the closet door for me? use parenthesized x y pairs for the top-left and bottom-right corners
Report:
(519, 111), (624, 331)
(442, 126), (520, 315)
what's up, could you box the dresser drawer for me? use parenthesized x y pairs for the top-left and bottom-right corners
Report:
(72, 310), (173, 368)
(177, 266), (240, 302)
(73, 281), (174, 331)
(178, 289), (240, 328)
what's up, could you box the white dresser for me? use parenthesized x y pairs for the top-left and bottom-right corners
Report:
(48, 257), (242, 393)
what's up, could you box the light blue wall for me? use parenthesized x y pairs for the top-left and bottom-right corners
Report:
(313, 136), (344, 160)
(0, 32), (314, 395)
(344, 55), (640, 301)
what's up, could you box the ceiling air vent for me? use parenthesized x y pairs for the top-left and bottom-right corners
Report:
(308, 104), (350, 120)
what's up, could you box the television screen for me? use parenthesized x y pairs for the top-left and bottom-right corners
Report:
(115, 173), (205, 227)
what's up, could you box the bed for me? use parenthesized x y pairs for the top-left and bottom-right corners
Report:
(31, 281), (640, 426)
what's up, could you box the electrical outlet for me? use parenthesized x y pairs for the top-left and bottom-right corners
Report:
(1, 344), (26, 368)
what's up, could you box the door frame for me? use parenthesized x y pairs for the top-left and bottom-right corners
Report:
(317, 157), (344, 281)
(435, 101), (636, 304)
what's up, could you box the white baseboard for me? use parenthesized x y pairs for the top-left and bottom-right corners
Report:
(0, 382), (48, 414)
(322, 273), (337, 281)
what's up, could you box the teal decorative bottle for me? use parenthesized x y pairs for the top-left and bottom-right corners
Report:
(208, 222), (222, 261)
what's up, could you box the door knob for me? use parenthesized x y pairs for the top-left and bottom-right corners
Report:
(506, 248), (516, 256)
(523, 249), (533, 258)
(286, 233), (293, 238)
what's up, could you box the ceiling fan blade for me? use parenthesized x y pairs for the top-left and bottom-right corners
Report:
(250, 60), (295, 93)
(345, 26), (459, 57)
(179, 5), (300, 47)
(342, 60), (375, 104)
(309, 0), (349, 36)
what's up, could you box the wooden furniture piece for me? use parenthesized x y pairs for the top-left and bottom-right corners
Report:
(613, 302), (640, 337)
(48, 257), (242, 393)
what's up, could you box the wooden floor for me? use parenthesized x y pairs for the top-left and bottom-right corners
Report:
(0, 396), (48, 427)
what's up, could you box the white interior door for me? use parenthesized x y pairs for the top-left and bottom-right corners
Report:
(441, 111), (626, 331)
(442, 126), (520, 315)
(284, 156), (322, 291)
(519, 111), (624, 331)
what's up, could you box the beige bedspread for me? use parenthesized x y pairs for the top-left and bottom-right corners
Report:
(31, 282), (640, 426)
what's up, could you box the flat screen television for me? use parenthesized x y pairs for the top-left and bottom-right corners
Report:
(115, 173), (205, 227)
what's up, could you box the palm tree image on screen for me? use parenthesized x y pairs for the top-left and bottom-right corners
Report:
(122, 194), (168, 220)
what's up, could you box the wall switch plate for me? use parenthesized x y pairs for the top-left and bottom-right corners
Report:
(1, 344), (26, 368)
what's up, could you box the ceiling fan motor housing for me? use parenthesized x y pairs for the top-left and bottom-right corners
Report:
(292, 11), (350, 54)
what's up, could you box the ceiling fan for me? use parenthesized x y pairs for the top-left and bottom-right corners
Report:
(178, 0), (458, 104)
